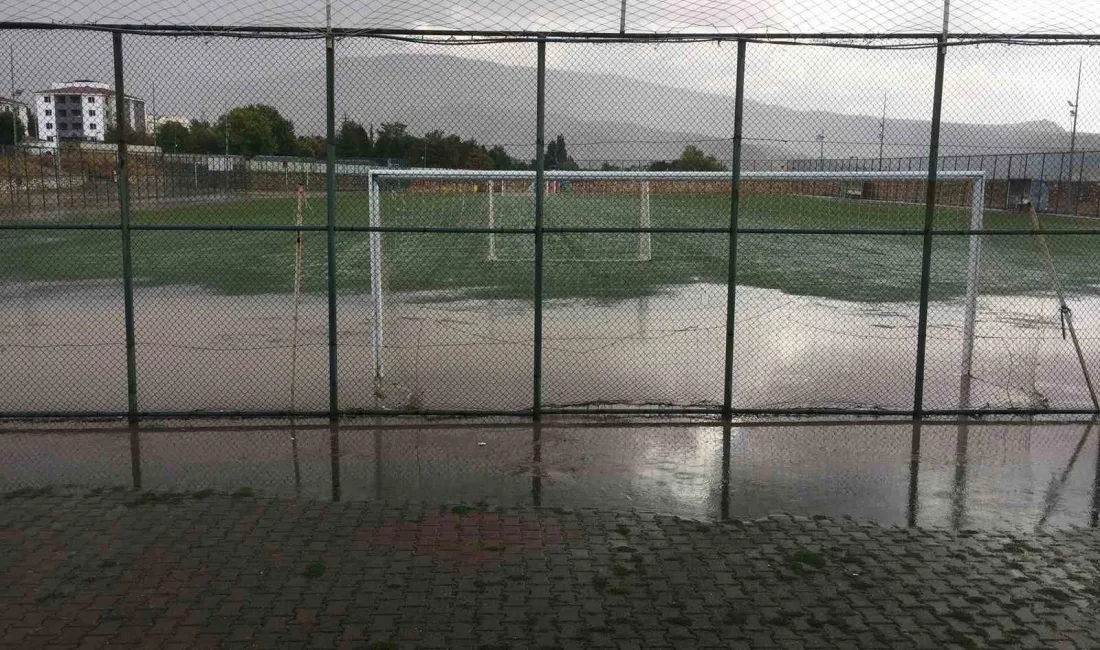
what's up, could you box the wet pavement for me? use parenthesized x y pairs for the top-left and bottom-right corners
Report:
(1, 490), (1098, 650)
(2, 417), (1099, 531)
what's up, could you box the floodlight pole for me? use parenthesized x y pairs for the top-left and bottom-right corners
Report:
(9, 46), (16, 148)
(619, 0), (627, 33)
(1068, 58), (1081, 212)
(722, 40), (746, 421)
(878, 92), (887, 171)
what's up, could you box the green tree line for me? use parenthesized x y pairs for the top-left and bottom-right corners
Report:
(149, 104), (531, 169)
(99, 102), (724, 173)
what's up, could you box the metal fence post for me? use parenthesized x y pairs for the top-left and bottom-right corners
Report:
(722, 40), (746, 421)
(325, 33), (338, 419)
(532, 38), (546, 420)
(912, 32), (948, 419)
(113, 32), (138, 423)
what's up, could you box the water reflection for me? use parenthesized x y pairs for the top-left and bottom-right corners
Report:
(2, 418), (1099, 531)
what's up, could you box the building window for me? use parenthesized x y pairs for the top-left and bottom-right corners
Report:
(89, 123), (96, 130)
(43, 96), (50, 103)
(88, 110), (95, 116)
(58, 109), (67, 117)
(87, 97), (95, 103)
(45, 136), (53, 142)
(44, 109), (51, 116)
(58, 123), (67, 130)
(45, 122), (53, 129)
(68, 96), (79, 103)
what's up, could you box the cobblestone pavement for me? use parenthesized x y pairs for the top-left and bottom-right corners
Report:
(1, 489), (1099, 649)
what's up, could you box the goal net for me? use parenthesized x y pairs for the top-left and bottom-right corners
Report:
(359, 169), (1100, 414)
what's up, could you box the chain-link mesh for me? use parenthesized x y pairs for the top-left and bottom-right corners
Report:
(4, 8), (1100, 419)
(5, 1), (1100, 38)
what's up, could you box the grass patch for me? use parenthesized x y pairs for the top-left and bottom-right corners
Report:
(303, 561), (326, 578)
(450, 505), (474, 515)
(364, 642), (398, 650)
(612, 563), (631, 577)
(128, 491), (187, 507)
(592, 575), (609, 591)
(608, 586), (629, 596)
(791, 550), (828, 568)
(231, 486), (254, 498)
(3, 486), (56, 500)
(13, 192), (1091, 304)
(947, 609), (975, 623)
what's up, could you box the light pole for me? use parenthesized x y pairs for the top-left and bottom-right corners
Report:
(1067, 58), (1082, 211)
(817, 130), (825, 171)
(224, 123), (230, 194)
(878, 92), (887, 171)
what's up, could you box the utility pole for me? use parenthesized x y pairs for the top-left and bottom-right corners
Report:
(878, 92), (887, 171)
(817, 129), (825, 171)
(224, 123), (229, 194)
(9, 45), (15, 148)
(1067, 57), (1082, 208)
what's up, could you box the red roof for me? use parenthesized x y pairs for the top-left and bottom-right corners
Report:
(37, 86), (116, 96)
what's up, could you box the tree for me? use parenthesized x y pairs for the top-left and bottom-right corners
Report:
(186, 120), (221, 154)
(215, 105), (297, 157)
(648, 145), (726, 172)
(336, 118), (372, 159)
(103, 122), (155, 146)
(374, 122), (413, 160)
(0, 109), (26, 146)
(544, 134), (577, 170)
(294, 135), (325, 159)
(156, 121), (190, 152)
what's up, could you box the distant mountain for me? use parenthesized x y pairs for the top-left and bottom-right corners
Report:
(140, 51), (1097, 165)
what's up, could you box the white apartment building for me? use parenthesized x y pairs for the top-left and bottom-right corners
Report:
(34, 80), (146, 146)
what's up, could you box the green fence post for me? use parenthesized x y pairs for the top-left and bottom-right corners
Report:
(912, 32), (948, 419)
(325, 33), (338, 420)
(532, 38), (546, 420)
(113, 32), (138, 423)
(722, 40), (746, 421)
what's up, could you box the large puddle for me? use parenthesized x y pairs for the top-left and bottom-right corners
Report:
(1, 280), (1097, 413)
(1, 418), (1097, 531)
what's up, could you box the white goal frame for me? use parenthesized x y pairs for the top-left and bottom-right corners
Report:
(366, 168), (985, 411)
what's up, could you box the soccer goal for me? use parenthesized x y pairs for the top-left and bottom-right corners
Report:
(365, 168), (986, 411)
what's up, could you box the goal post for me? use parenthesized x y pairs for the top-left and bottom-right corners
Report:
(365, 168), (985, 406)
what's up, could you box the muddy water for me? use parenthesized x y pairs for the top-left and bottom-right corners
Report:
(0, 419), (1097, 531)
(1, 280), (1096, 413)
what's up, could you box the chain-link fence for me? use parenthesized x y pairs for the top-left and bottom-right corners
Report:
(4, 2), (1100, 419)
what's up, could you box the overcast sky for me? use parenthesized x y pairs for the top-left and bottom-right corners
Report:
(4, 0), (1099, 135)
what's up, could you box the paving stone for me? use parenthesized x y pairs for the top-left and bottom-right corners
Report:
(0, 491), (1096, 649)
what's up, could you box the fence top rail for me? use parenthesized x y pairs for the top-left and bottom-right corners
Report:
(369, 169), (986, 182)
